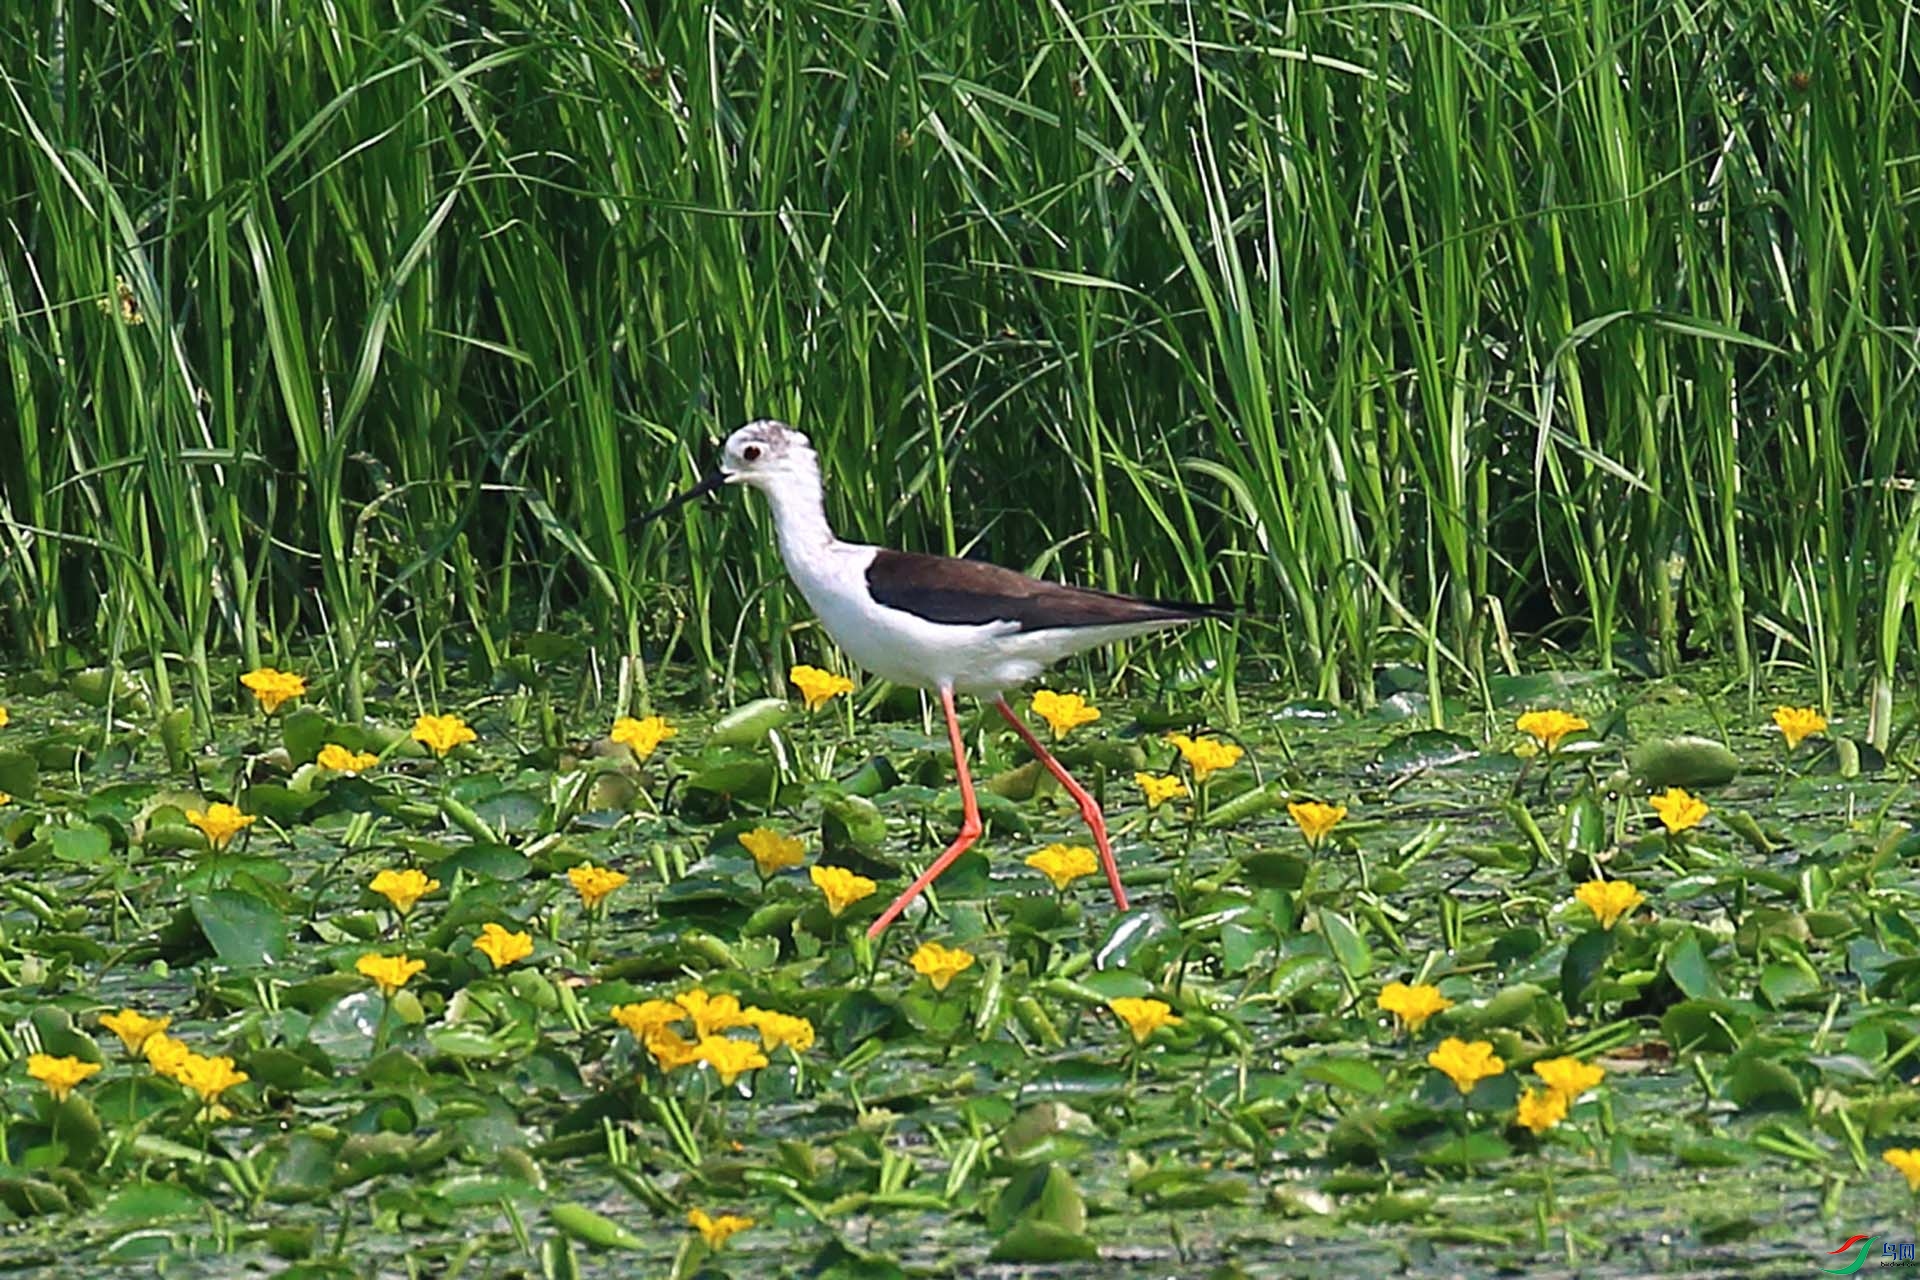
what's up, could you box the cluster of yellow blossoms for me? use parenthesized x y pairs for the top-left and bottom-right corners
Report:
(611, 989), (815, 1084)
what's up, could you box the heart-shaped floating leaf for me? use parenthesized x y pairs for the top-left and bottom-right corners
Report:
(1372, 729), (1477, 775)
(707, 697), (792, 747)
(1628, 735), (1740, 788)
(189, 890), (288, 969)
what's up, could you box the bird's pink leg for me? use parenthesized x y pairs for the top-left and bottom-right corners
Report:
(868, 686), (983, 939)
(995, 696), (1130, 913)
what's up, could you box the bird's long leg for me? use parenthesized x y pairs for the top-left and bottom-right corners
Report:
(995, 696), (1130, 913)
(868, 685), (983, 939)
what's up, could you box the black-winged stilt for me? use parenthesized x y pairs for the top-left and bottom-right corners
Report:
(646, 420), (1224, 938)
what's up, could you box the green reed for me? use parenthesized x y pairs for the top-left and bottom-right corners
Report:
(0, 0), (1914, 732)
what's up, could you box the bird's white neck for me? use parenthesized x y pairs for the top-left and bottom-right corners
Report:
(758, 461), (838, 563)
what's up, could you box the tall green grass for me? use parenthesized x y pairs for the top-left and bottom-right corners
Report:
(1, 0), (1915, 734)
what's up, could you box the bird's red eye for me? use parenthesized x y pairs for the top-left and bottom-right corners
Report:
(743, 445), (762, 462)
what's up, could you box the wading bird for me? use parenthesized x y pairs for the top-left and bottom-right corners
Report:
(644, 420), (1224, 938)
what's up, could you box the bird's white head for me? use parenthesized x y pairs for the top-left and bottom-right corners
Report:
(720, 419), (818, 494)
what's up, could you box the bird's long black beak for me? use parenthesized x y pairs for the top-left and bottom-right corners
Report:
(631, 469), (727, 531)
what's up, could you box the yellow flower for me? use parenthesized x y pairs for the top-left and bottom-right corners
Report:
(790, 664), (855, 711)
(0, 793), (9, 806)
(1515, 709), (1588, 753)
(612, 1000), (687, 1040)
(143, 1033), (192, 1079)
(1108, 997), (1181, 1045)
(356, 953), (426, 998)
(317, 743), (378, 774)
(185, 802), (254, 850)
(810, 864), (877, 916)
(1025, 844), (1098, 891)
(1030, 689), (1101, 740)
(1165, 732), (1244, 781)
(240, 666), (306, 714)
(746, 1010), (816, 1054)
(1288, 800), (1348, 848)
(411, 712), (477, 758)
(1772, 706), (1827, 751)
(688, 1208), (753, 1250)
(26, 1054), (100, 1102)
(176, 1053), (248, 1104)
(695, 1036), (768, 1085)
(643, 1026), (700, 1072)
(369, 868), (439, 916)
(1574, 878), (1644, 931)
(0, 706), (9, 728)
(1134, 772), (1188, 810)
(909, 941), (976, 992)
(473, 922), (534, 970)
(740, 828), (805, 878)
(1515, 1086), (1567, 1135)
(567, 863), (628, 910)
(675, 989), (754, 1039)
(1649, 786), (1708, 834)
(1427, 1037), (1505, 1094)
(1533, 1055), (1605, 1104)
(611, 714), (676, 760)
(100, 1009), (171, 1055)
(1885, 1148), (1920, 1193)
(1377, 982), (1452, 1033)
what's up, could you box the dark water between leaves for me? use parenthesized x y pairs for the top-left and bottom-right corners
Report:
(0, 663), (1915, 1278)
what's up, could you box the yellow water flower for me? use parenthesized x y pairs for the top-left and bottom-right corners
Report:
(357, 953), (426, 998)
(26, 1054), (100, 1102)
(1772, 706), (1827, 751)
(1885, 1148), (1920, 1193)
(643, 1026), (701, 1072)
(675, 989), (753, 1038)
(1574, 878), (1644, 931)
(1428, 1037), (1504, 1094)
(1166, 732), (1244, 781)
(176, 1054), (248, 1104)
(1134, 772), (1188, 810)
(1515, 709), (1588, 753)
(411, 712), (477, 757)
(1108, 997), (1181, 1045)
(810, 865), (877, 916)
(688, 1209), (753, 1250)
(317, 743), (378, 774)
(1025, 844), (1098, 891)
(1649, 786), (1708, 834)
(1288, 800), (1348, 848)
(186, 802), (254, 850)
(1534, 1055), (1605, 1103)
(790, 664), (855, 711)
(695, 1036), (768, 1085)
(1030, 689), (1101, 740)
(369, 868), (439, 915)
(100, 1009), (171, 1055)
(143, 1033), (192, 1079)
(567, 863), (628, 910)
(747, 1010), (816, 1054)
(240, 666), (306, 714)
(611, 714), (676, 760)
(612, 1000), (687, 1040)
(1377, 982), (1452, 1033)
(1515, 1086), (1568, 1135)
(740, 828), (805, 878)
(909, 941), (976, 992)
(473, 922), (534, 969)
